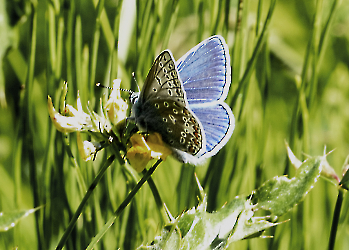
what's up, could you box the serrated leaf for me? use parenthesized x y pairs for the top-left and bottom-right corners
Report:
(179, 197), (247, 249)
(140, 196), (278, 250)
(229, 207), (276, 242)
(255, 157), (321, 217)
(137, 224), (181, 250)
(139, 151), (326, 249)
(0, 207), (40, 231)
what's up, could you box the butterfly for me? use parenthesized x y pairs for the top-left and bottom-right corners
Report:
(130, 35), (235, 165)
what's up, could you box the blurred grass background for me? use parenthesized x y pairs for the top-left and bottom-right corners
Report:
(1, 0), (349, 249)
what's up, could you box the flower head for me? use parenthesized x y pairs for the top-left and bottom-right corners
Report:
(105, 79), (129, 127)
(126, 133), (172, 172)
(47, 94), (90, 133)
(77, 132), (101, 161)
(48, 80), (128, 161)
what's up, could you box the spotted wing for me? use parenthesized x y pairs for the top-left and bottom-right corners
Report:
(135, 50), (206, 158)
(148, 99), (205, 157)
(140, 50), (186, 106)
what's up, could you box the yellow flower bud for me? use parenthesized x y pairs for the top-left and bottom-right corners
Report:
(126, 133), (172, 172)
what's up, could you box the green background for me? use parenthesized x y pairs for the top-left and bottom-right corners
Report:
(1, 0), (349, 249)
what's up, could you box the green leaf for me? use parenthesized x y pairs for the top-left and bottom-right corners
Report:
(138, 225), (181, 250)
(255, 157), (321, 217)
(139, 196), (277, 250)
(0, 207), (40, 232)
(138, 148), (330, 249)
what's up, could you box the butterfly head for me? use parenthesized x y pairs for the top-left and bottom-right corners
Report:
(129, 91), (140, 105)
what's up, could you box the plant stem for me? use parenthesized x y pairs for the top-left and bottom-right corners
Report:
(328, 188), (344, 250)
(55, 155), (115, 250)
(85, 159), (162, 250)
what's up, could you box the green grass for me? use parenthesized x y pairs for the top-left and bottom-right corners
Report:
(1, 0), (349, 249)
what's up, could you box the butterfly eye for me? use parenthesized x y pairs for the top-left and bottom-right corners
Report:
(163, 117), (167, 122)
(168, 89), (172, 96)
(181, 132), (186, 137)
(155, 103), (160, 109)
(164, 102), (169, 107)
(163, 68), (168, 73)
(153, 88), (157, 92)
(173, 109), (178, 114)
(159, 62), (163, 67)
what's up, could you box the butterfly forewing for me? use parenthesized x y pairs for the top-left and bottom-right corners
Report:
(176, 36), (231, 104)
(142, 51), (186, 105)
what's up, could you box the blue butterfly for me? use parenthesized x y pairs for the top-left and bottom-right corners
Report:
(130, 35), (234, 164)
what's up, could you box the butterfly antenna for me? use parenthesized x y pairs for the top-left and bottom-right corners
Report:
(132, 72), (141, 92)
(96, 82), (112, 90)
(96, 82), (134, 95)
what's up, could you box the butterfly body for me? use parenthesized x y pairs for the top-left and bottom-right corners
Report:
(131, 36), (234, 164)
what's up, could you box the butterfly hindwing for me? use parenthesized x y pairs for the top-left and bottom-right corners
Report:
(189, 102), (234, 157)
(149, 99), (205, 156)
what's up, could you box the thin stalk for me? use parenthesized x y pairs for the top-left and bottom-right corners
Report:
(230, 0), (277, 109)
(86, 159), (162, 250)
(55, 155), (116, 250)
(328, 188), (344, 250)
(26, 4), (40, 248)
